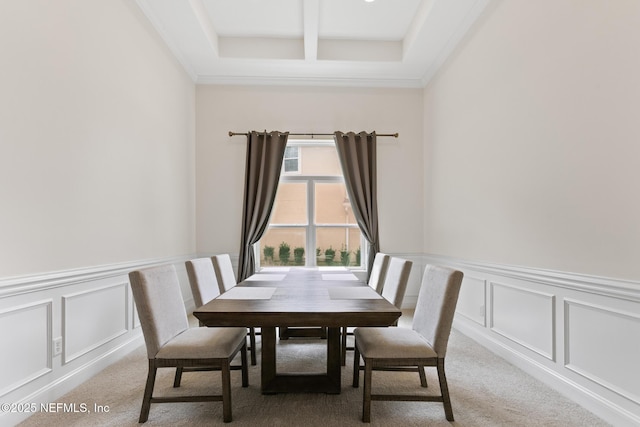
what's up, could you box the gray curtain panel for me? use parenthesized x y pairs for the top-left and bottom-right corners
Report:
(333, 131), (380, 279)
(238, 131), (289, 281)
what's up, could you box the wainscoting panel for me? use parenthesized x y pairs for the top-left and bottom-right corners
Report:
(564, 299), (640, 405)
(0, 255), (194, 426)
(0, 300), (52, 397)
(490, 282), (555, 360)
(457, 275), (486, 326)
(62, 283), (129, 364)
(422, 254), (640, 427)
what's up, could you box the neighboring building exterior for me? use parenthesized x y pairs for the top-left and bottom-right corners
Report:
(259, 143), (362, 267)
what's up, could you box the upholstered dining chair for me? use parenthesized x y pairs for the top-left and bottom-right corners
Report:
(129, 264), (249, 423)
(211, 254), (238, 293)
(341, 254), (402, 365)
(211, 254), (257, 365)
(379, 256), (413, 323)
(169, 257), (226, 387)
(352, 265), (464, 423)
(177, 257), (250, 388)
(186, 257), (221, 310)
(368, 252), (390, 294)
(341, 252), (389, 366)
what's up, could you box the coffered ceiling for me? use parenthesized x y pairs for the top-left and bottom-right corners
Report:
(136, 0), (489, 87)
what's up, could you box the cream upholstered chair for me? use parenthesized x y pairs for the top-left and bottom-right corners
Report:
(341, 254), (401, 365)
(170, 257), (225, 387)
(211, 254), (238, 293)
(186, 257), (221, 309)
(368, 252), (390, 294)
(211, 254), (257, 365)
(380, 257), (412, 314)
(129, 264), (249, 423)
(352, 265), (464, 423)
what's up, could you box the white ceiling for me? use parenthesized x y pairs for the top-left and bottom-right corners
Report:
(136, 0), (489, 88)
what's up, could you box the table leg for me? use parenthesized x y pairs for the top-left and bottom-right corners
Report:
(261, 326), (277, 394)
(327, 327), (341, 392)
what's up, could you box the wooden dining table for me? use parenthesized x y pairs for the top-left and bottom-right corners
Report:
(193, 267), (401, 394)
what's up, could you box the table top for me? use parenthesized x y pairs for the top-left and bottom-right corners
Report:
(193, 267), (402, 328)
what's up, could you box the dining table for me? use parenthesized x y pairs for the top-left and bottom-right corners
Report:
(193, 267), (402, 394)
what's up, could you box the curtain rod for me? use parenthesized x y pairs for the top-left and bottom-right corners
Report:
(228, 131), (398, 138)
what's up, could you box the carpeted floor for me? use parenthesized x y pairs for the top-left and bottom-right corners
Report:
(18, 313), (609, 427)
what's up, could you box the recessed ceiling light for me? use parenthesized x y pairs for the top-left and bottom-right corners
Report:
(365, 0), (375, 3)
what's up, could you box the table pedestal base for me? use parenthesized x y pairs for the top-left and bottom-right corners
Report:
(278, 326), (327, 340)
(261, 326), (341, 394)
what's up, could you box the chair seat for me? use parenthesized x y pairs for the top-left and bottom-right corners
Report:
(354, 327), (437, 359)
(156, 327), (247, 360)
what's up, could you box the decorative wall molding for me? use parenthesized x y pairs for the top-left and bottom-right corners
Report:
(0, 255), (194, 297)
(419, 253), (640, 427)
(489, 281), (556, 361)
(455, 275), (486, 326)
(422, 254), (640, 302)
(564, 298), (640, 405)
(0, 300), (52, 398)
(62, 283), (129, 364)
(2, 253), (639, 426)
(0, 255), (196, 426)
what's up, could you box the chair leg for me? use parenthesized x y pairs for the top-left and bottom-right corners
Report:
(221, 360), (232, 423)
(362, 361), (373, 423)
(418, 364), (428, 387)
(352, 345), (361, 387)
(139, 360), (157, 423)
(240, 343), (249, 387)
(437, 358), (454, 421)
(341, 326), (347, 366)
(173, 366), (183, 388)
(249, 327), (257, 366)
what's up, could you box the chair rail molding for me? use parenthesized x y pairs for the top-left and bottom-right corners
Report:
(418, 253), (640, 427)
(0, 254), (197, 426)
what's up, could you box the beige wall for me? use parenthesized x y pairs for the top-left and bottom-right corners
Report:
(0, 0), (196, 277)
(424, 0), (640, 280)
(196, 85), (424, 257)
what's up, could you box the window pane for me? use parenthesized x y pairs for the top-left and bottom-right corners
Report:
(315, 182), (357, 224)
(270, 182), (307, 224)
(298, 145), (342, 176)
(284, 158), (298, 172)
(260, 228), (306, 266)
(284, 146), (298, 158)
(316, 227), (361, 267)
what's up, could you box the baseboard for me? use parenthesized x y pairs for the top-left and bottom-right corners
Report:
(454, 319), (640, 427)
(415, 253), (640, 427)
(0, 255), (195, 427)
(1, 334), (143, 426)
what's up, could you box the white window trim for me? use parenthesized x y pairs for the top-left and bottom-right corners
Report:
(257, 174), (366, 269)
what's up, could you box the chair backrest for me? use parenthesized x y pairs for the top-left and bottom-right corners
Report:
(211, 254), (237, 293)
(185, 258), (221, 307)
(380, 257), (412, 309)
(367, 252), (390, 294)
(412, 265), (464, 358)
(129, 264), (189, 359)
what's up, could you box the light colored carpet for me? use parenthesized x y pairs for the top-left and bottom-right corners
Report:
(18, 313), (608, 427)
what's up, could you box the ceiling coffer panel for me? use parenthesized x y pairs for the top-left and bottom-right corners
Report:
(135, 0), (490, 87)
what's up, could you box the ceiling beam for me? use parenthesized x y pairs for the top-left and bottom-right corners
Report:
(403, 0), (435, 59)
(303, 0), (320, 61)
(188, 0), (219, 57)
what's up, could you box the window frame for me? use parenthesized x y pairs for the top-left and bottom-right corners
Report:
(257, 140), (365, 269)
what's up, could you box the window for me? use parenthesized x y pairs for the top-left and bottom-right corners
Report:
(283, 146), (300, 173)
(258, 140), (364, 268)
